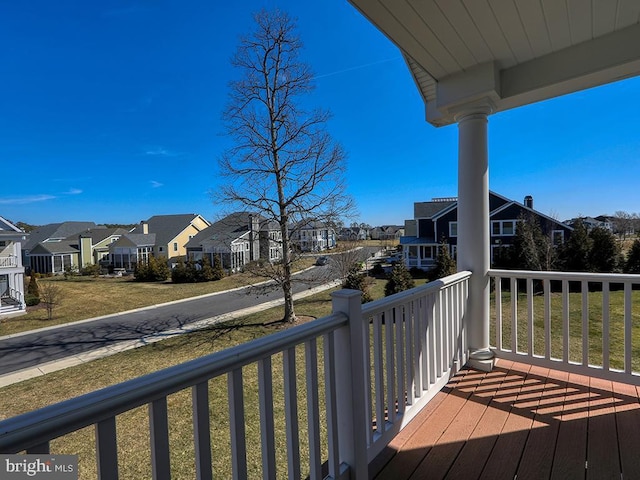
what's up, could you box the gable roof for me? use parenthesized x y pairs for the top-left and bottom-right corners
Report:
(0, 216), (22, 233)
(414, 199), (457, 219)
(24, 222), (97, 250)
(132, 214), (207, 247)
(69, 227), (129, 244)
(29, 240), (78, 255)
(491, 201), (573, 231)
(111, 233), (157, 249)
(186, 212), (256, 249)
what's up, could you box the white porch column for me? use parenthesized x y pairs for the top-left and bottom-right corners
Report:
(456, 105), (495, 371)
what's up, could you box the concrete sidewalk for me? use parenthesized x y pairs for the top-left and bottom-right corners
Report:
(0, 279), (341, 389)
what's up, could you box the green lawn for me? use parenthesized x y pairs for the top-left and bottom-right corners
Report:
(0, 275), (405, 479)
(491, 287), (640, 372)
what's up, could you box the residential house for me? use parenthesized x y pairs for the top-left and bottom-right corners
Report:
(401, 192), (573, 270)
(109, 214), (210, 269)
(594, 215), (615, 232)
(369, 225), (405, 241)
(0, 216), (27, 316)
(291, 221), (336, 252)
(22, 222), (96, 273)
(338, 226), (369, 242)
(185, 212), (282, 272)
(28, 227), (129, 274)
(564, 216), (611, 231)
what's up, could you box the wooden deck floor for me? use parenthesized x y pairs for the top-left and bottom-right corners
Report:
(371, 359), (640, 480)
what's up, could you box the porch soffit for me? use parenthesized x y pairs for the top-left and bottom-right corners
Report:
(349, 0), (640, 126)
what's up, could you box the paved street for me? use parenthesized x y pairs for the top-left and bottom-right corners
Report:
(0, 248), (384, 376)
(0, 264), (341, 377)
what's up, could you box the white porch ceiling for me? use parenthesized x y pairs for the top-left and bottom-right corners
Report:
(349, 0), (640, 126)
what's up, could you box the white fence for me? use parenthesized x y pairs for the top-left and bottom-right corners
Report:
(0, 272), (471, 479)
(490, 269), (640, 385)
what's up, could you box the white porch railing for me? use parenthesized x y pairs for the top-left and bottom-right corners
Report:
(360, 271), (469, 463)
(0, 271), (471, 479)
(0, 255), (18, 268)
(490, 269), (640, 385)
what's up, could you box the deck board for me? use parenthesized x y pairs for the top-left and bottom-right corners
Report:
(613, 381), (640, 479)
(371, 359), (640, 480)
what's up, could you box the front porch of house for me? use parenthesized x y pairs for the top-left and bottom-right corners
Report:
(372, 358), (640, 480)
(1, 268), (640, 479)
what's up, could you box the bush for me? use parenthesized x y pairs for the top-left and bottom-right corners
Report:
(370, 262), (385, 277)
(626, 238), (640, 273)
(80, 264), (101, 277)
(25, 294), (40, 306)
(134, 256), (170, 282)
(343, 263), (373, 303)
(171, 256), (225, 283)
(384, 261), (415, 296)
(171, 258), (196, 283)
(26, 275), (40, 297)
(429, 240), (457, 281)
(63, 265), (79, 279)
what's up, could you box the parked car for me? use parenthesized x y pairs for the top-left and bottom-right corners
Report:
(315, 256), (329, 266)
(386, 253), (403, 264)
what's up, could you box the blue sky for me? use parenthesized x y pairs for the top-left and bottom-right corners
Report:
(2, 0), (639, 227)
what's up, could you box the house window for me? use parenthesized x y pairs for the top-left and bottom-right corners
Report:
(503, 221), (515, 235)
(0, 241), (5, 247)
(492, 220), (517, 236)
(552, 230), (565, 245)
(173, 242), (178, 252)
(420, 245), (436, 259)
(158, 246), (164, 252)
(449, 222), (458, 237)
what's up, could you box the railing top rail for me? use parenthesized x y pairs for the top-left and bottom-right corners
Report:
(362, 270), (471, 316)
(0, 311), (347, 453)
(489, 269), (640, 283)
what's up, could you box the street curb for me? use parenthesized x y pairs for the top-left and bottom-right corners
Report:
(0, 279), (341, 388)
(0, 266), (317, 343)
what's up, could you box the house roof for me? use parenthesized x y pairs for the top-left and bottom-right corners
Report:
(24, 222), (97, 250)
(118, 233), (156, 248)
(0, 216), (22, 233)
(0, 216), (26, 242)
(295, 220), (333, 230)
(414, 200), (457, 219)
(29, 240), (77, 255)
(401, 236), (436, 245)
(67, 227), (129, 244)
(349, 1), (640, 127)
(132, 214), (208, 247)
(186, 212), (258, 250)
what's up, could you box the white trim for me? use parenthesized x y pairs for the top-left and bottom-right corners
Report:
(491, 220), (518, 236)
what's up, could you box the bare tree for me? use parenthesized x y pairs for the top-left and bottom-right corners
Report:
(39, 281), (64, 321)
(217, 10), (354, 323)
(330, 242), (368, 281)
(614, 211), (635, 239)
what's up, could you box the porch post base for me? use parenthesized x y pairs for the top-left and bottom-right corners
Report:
(467, 349), (495, 372)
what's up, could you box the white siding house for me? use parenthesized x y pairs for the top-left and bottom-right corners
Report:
(0, 216), (28, 316)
